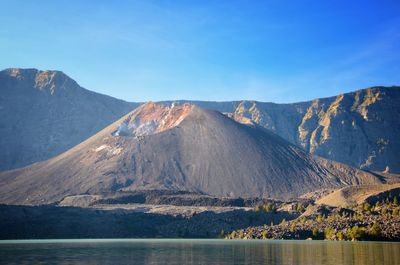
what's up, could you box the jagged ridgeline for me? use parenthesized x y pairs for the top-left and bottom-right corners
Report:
(0, 102), (382, 204)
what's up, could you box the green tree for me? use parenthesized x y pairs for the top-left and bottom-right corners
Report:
(369, 223), (381, 238)
(254, 205), (262, 212)
(290, 223), (296, 232)
(358, 213), (364, 221)
(394, 196), (398, 205)
(363, 203), (371, 213)
(296, 203), (305, 213)
(262, 230), (268, 239)
(337, 231), (344, 241)
(381, 208), (388, 215)
(324, 227), (335, 240)
(316, 215), (323, 223)
(347, 226), (365, 241)
(312, 228), (319, 239)
(334, 213), (340, 222)
(263, 203), (274, 213)
(393, 207), (400, 216)
(220, 229), (225, 238)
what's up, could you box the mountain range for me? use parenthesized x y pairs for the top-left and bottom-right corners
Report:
(0, 67), (398, 205)
(1, 68), (398, 174)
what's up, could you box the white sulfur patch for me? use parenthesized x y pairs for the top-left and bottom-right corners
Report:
(112, 119), (158, 137)
(135, 121), (157, 136)
(113, 122), (132, 136)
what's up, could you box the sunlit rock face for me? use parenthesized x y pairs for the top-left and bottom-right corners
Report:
(218, 86), (400, 173)
(112, 102), (193, 137)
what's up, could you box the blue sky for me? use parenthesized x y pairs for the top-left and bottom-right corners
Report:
(1, 1), (399, 103)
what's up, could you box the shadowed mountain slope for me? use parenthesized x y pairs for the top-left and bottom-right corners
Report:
(0, 103), (382, 204)
(0, 68), (139, 170)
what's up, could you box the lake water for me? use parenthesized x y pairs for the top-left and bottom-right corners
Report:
(0, 239), (399, 265)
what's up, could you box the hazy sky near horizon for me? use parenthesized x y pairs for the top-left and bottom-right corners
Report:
(1, 0), (399, 103)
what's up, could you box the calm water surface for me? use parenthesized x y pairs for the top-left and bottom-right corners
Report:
(0, 239), (399, 265)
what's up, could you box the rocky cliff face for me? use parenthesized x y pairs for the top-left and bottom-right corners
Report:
(220, 87), (399, 173)
(0, 68), (138, 170)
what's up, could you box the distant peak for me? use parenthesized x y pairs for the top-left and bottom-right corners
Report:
(112, 102), (194, 137)
(1, 68), (77, 94)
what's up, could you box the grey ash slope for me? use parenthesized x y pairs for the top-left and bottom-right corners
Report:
(0, 68), (139, 170)
(0, 103), (382, 204)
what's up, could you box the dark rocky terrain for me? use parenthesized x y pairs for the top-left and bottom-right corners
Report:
(0, 102), (382, 204)
(0, 204), (295, 239)
(84, 190), (277, 208)
(0, 68), (138, 170)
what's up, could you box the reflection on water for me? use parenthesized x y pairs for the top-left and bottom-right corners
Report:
(0, 239), (399, 265)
